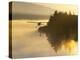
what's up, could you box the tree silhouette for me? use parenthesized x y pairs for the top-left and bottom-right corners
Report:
(38, 11), (78, 52)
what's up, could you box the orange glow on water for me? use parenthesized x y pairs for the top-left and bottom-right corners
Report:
(10, 20), (78, 58)
(62, 40), (77, 55)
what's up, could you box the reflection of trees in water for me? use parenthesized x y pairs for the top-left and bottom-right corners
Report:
(38, 10), (78, 52)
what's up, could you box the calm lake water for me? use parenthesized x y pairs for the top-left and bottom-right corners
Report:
(10, 20), (78, 58)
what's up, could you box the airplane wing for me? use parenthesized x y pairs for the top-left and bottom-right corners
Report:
(27, 21), (48, 23)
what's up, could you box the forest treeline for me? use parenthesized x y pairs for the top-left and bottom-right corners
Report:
(38, 10), (78, 52)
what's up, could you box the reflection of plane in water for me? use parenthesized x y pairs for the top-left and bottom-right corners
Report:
(27, 21), (48, 36)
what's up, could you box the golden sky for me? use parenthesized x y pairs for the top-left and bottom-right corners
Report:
(38, 3), (78, 15)
(12, 2), (78, 15)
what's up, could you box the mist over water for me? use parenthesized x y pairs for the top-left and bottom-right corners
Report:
(11, 20), (78, 58)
